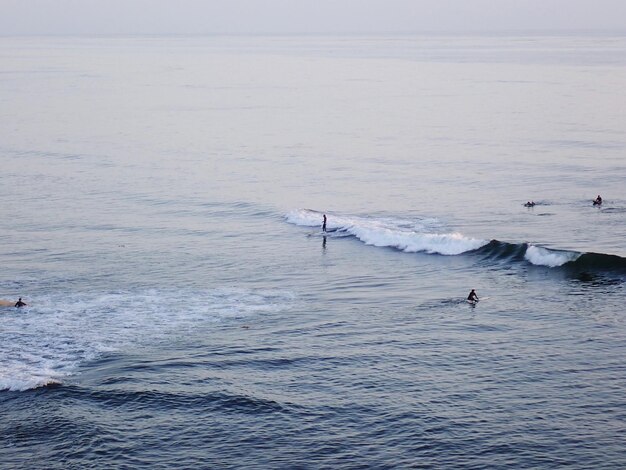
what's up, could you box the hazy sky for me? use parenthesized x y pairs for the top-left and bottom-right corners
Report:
(1, 0), (626, 35)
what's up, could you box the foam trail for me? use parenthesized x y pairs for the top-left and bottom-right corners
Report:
(286, 209), (488, 256)
(524, 245), (581, 267)
(0, 288), (294, 392)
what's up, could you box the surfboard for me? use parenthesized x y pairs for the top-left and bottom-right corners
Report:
(467, 296), (489, 305)
(0, 299), (16, 307)
(308, 231), (331, 238)
(307, 228), (339, 237)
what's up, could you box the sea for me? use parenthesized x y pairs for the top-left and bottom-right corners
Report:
(1, 33), (625, 469)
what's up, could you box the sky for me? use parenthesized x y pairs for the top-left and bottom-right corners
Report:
(1, 0), (626, 35)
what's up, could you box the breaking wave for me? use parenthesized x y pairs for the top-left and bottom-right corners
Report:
(524, 245), (581, 267)
(286, 209), (487, 256)
(286, 209), (626, 272)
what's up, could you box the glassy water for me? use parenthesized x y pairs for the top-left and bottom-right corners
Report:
(1, 34), (625, 469)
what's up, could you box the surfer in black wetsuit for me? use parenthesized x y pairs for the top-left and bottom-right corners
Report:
(15, 298), (26, 308)
(322, 214), (327, 232)
(593, 195), (602, 205)
(467, 290), (479, 302)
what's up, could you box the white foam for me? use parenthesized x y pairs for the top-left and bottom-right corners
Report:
(285, 209), (488, 256)
(285, 209), (325, 227)
(0, 288), (294, 392)
(524, 245), (581, 267)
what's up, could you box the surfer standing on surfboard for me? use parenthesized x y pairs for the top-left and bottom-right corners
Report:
(467, 289), (479, 302)
(322, 214), (327, 232)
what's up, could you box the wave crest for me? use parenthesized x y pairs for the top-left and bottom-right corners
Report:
(287, 210), (626, 273)
(524, 245), (581, 267)
(286, 209), (488, 256)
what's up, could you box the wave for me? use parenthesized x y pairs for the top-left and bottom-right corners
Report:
(481, 240), (581, 267)
(0, 288), (295, 392)
(475, 240), (626, 271)
(286, 209), (487, 256)
(524, 245), (581, 267)
(60, 386), (292, 414)
(286, 209), (626, 272)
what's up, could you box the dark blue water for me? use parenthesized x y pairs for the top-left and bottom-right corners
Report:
(1, 35), (625, 468)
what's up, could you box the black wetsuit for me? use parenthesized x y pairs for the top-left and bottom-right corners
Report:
(15, 299), (26, 307)
(322, 215), (327, 232)
(467, 291), (478, 302)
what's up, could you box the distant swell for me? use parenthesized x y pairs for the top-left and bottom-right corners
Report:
(62, 387), (292, 415)
(286, 209), (626, 273)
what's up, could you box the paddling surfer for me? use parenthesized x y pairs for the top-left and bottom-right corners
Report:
(15, 297), (27, 308)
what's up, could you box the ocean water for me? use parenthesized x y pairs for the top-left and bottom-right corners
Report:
(1, 34), (625, 469)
